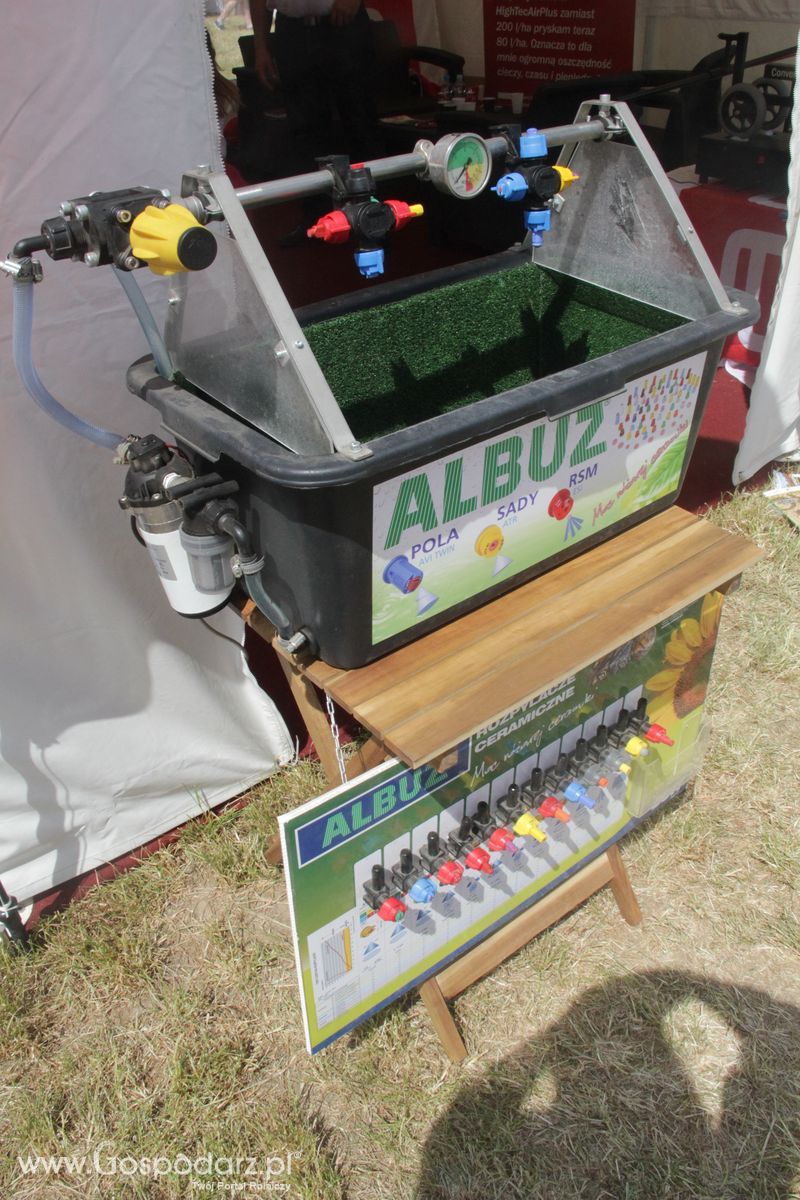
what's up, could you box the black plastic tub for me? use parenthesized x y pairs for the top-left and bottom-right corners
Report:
(130, 250), (758, 668)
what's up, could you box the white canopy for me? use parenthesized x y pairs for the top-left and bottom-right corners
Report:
(0, 0), (292, 905)
(734, 31), (800, 480)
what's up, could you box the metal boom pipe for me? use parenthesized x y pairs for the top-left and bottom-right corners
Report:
(233, 119), (608, 209)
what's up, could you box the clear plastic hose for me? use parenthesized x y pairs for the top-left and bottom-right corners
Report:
(113, 266), (173, 380)
(12, 277), (123, 451)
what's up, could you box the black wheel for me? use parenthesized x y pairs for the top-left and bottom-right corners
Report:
(753, 76), (792, 132)
(719, 83), (767, 139)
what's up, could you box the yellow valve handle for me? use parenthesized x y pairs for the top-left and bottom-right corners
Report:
(129, 204), (217, 276)
(554, 165), (580, 190)
(513, 812), (547, 843)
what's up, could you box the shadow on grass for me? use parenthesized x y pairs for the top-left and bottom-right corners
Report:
(416, 970), (800, 1200)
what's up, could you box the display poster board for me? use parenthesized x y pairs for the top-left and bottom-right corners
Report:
(483, 2), (636, 97)
(280, 590), (724, 1052)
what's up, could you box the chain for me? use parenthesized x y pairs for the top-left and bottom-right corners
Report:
(325, 691), (348, 785)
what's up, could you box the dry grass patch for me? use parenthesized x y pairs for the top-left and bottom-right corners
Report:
(1, 493), (799, 1199)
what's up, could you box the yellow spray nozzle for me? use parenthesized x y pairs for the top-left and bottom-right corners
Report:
(129, 204), (217, 276)
(410, 204), (425, 217)
(513, 812), (547, 843)
(624, 736), (648, 758)
(554, 165), (580, 190)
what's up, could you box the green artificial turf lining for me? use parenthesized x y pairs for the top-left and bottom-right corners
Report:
(306, 264), (685, 441)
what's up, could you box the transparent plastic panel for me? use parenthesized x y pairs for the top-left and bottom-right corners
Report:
(535, 139), (721, 320)
(165, 228), (333, 454)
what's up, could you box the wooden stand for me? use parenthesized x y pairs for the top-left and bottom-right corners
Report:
(418, 844), (640, 1061)
(237, 508), (760, 1059)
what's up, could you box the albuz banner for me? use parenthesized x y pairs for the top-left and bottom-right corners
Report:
(484, 2), (635, 95)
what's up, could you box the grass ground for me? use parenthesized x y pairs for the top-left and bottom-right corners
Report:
(1, 492), (799, 1199)
(207, 11), (250, 78)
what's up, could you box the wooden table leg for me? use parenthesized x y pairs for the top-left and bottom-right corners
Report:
(275, 655), (344, 786)
(606, 843), (642, 926)
(419, 977), (468, 1063)
(265, 834), (283, 866)
(345, 736), (389, 780)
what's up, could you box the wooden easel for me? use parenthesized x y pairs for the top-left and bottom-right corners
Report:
(238, 508), (760, 1059)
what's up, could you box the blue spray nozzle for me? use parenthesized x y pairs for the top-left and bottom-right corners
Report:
(520, 128), (548, 158)
(354, 248), (385, 278)
(564, 781), (594, 809)
(524, 207), (551, 246)
(492, 172), (529, 203)
(409, 876), (438, 904)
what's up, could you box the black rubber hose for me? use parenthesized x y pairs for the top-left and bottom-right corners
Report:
(12, 235), (48, 258)
(216, 512), (255, 560)
(215, 511), (295, 641)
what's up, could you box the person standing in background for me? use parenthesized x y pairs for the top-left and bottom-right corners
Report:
(247, 1), (381, 172)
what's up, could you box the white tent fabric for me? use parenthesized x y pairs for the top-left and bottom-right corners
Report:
(734, 32), (800, 482)
(640, 2), (798, 18)
(0, 1), (293, 905)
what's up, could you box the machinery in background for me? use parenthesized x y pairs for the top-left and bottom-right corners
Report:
(698, 57), (795, 195)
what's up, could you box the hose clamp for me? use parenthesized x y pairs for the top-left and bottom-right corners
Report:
(231, 553), (265, 578)
(1, 257), (43, 282)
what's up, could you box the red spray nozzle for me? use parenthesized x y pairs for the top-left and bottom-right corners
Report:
(307, 210), (351, 244)
(645, 723), (675, 747)
(487, 826), (516, 852)
(537, 795), (570, 823)
(436, 859), (464, 886)
(385, 199), (425, 230)
(464, 846), (494, 875)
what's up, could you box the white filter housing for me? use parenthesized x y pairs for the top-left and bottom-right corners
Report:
(138, 520), (234, 615)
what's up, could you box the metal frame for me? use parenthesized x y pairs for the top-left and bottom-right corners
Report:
(172, 106), (736, 462)
(206, 171), (372, 461)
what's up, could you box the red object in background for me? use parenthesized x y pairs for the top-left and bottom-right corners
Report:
(367, 0), (417, 46)
(482, 0), (635, 97)
(680, 184), (787, 386)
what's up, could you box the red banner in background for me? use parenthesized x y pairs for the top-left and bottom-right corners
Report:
(365, 1), (419, 46)
(483, 2), (635, 96)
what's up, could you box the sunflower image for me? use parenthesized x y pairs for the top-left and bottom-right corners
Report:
(645, 591), (723, 719)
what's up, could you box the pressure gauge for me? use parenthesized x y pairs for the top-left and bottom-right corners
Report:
(422, 133), (492, 200)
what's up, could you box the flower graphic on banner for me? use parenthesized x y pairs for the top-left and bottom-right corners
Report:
(645, 591), (723, 719)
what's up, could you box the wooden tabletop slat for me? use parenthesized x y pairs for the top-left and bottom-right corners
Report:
(287, 509), (761, 768)
(350, 521), (731, 731)
(381, 532), (759, 763)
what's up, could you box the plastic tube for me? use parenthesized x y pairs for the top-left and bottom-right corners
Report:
(243, 572), (295, 643)
(113, 266), (173, 381)
(12, 277), (123, 451)
(214, 510), (296, 642)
